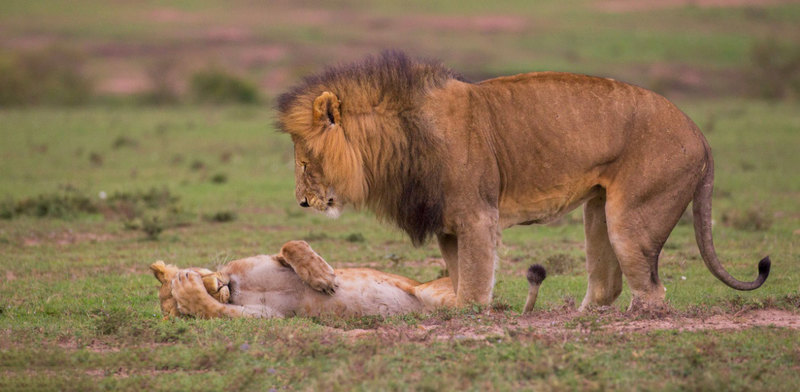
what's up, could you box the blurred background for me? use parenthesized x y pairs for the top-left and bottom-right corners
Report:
(1, 0), (799, 106)
(2, 3), (799, 388)
(0, 0), (797, 292)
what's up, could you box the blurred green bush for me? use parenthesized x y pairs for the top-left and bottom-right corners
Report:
(0, 46), (93, 106)
(190, 69), (260, 104)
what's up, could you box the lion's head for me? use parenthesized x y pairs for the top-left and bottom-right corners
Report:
(277, 51), (462, 245)
(150, 261), (230, 317)
(287, 91), (364, 218)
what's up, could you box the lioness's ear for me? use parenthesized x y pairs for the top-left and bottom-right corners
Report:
(312, 92), (340, 126)
(150, 261), (168, 284)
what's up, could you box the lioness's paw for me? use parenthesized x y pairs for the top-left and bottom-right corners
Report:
(294, 263), (338, 295)
(280, 240), (339, 295)
(171, 270), (217, 316)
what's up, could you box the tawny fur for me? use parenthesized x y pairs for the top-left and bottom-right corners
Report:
(151, 241), (455, 319)
(277, 51), (770, 310)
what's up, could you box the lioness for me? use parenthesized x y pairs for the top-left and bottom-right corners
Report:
(150, 240), (547, 319)
(277, 51), (770, 310)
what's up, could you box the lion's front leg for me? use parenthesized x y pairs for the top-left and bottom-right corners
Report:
(437, 233), (459, 294)
(454, 211), (500, 306)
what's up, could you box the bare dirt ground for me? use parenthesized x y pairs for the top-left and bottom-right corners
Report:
(341, 308), (800, 343)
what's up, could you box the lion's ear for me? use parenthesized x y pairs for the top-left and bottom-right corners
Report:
(150, 261), (169, 284)
(312, 92), (340, 126)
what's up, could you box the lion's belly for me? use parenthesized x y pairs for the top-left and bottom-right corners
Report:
(499, 181), (602, 229)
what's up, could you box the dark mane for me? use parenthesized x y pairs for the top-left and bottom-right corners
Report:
(277, 51), (466, 245)
(276, 51), (466, 125)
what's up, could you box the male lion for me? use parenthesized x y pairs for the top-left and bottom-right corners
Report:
(150, 240), (548, 318)
(277, 51), (770, 310)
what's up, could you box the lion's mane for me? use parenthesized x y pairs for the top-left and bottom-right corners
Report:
(277, 51), (467, 245)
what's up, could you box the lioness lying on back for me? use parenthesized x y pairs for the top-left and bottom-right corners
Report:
(151, 241), (546, 318)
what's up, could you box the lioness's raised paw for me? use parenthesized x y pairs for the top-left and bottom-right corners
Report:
(171, 270), (220, 317)
(279, 240), (339, 295)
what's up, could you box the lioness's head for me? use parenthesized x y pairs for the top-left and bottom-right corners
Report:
(149, 261), (230, 317)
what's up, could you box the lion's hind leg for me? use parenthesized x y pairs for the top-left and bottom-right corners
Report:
(604, 183), (693, 310)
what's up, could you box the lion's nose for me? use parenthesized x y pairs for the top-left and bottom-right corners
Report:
(299, 198), (309, 208)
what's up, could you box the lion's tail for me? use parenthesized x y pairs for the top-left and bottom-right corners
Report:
(522, 264), (546, 314)
(692, 147), (770, 290)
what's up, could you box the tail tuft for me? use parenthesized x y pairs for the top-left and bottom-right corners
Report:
(758, 256), (771, 278)
(526, 264), (547, 285)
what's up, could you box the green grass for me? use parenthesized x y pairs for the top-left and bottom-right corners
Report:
(1, 0), (799, 390)
(1, 100), (798, 390)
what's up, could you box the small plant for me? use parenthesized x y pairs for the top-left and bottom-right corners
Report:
(204, 210), (237, 223)
(344, 232), (365, 243)
(111, 136), (139, 149)
(142, 215), (164, 240)
(430, 306), (459, 321)
(89, 152), (104, 166)
(0, 198), (14, 219)
(12, 192), (97, 219)
(490, 298), (513, 312)
(190, 160), (206, 171)
(91, 309), (133, 336)
(210, 173), (229, 184)
(190, 69), (260, 104)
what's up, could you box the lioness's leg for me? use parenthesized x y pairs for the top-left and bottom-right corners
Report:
(278, 240), (338, 294)
(437, 233), (459, 293)
(455, 212), (500, 305)
(172, 271), (281, 318)
(580, 195), (623, 310)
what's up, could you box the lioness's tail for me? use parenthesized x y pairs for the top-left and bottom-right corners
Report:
(692, 149), (770, 290)
(523, 264), (546, 314)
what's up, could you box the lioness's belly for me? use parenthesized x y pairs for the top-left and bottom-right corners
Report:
(297, 270), (425, 317)
(227, 263), (426, 317)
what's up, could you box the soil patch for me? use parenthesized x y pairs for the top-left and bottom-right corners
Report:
(341, 308), (800, 343)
